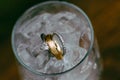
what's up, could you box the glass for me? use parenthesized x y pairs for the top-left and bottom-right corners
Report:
(11, 1), (102, 80)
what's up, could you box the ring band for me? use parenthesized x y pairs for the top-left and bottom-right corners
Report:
(44, 33), (65, 60)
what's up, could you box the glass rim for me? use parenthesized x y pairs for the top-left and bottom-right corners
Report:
(11, 1), (94, 76)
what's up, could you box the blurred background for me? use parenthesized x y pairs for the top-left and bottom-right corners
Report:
(0, 0), (120, 80)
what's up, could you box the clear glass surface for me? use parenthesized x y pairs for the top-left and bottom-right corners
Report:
(12, 1), (102, 80)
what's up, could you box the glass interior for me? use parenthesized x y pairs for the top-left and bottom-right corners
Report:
(12, 1), (94, 76)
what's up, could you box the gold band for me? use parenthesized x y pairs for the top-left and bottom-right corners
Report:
(45, 34), (63, 60)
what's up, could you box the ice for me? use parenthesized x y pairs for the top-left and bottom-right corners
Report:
(63, 43), (87, 70)
(39, 13), (52, 21)
(43, 12), (77, 34)
(42, 58), (64, 73)
(58, 56), (93, 80)
(18, 16), (41, 34)
(19, 49), (31, 66)
(51, 12), (76, 20)
(17, 44), (36, 68)
(15, 11), (90, 74)
(15, 33), (29, 47)
(62, 31), (81, 46)
(35, 51), (49, 69)
(35, 43), (87, 73)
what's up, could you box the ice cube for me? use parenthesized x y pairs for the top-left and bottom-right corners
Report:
(63, 43), (87, 70)
(62, 31), (81, 46)
(35, 51), (49, 69)
(51, 12), (76, 21)
(43, 12), (76, 34)
(15, 32), (30, 47)
(17, 44), (35, 67)
(43, 58), (64, 73)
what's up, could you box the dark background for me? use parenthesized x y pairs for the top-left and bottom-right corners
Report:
(0, 0), (120, 80)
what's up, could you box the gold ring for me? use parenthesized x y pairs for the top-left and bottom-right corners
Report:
(44, 33), (65, 60)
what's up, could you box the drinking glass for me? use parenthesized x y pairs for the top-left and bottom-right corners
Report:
(11, 1), (102, 80)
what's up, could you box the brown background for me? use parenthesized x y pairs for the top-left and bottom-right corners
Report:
(0, 0), (120, 80)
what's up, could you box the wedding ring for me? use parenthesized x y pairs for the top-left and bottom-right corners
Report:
(42, 33), (65, 60)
